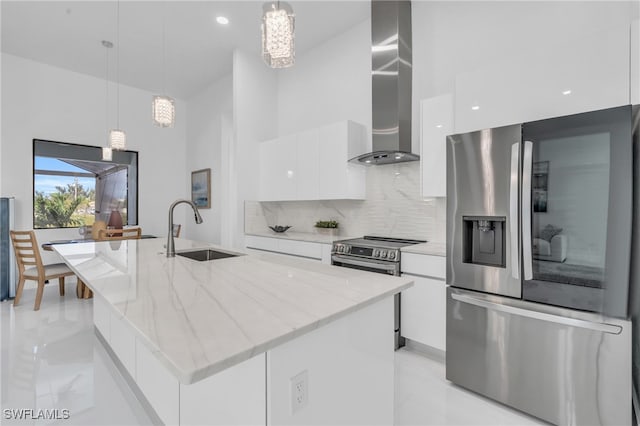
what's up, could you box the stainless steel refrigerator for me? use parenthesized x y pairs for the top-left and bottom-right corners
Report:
(446, 105), (636, 426)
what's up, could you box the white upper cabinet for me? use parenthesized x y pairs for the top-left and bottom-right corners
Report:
(632, 20), (639, 105)
(455, 25), (630, 133)
(259, 135), (297, 201)
(318, 121), (366, 200)
(420, 94), (453, 198)
(259, 120), (366, 201)
(297, 129), (320, 200)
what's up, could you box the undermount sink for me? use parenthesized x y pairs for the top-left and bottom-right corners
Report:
(176, 249), (239, 262)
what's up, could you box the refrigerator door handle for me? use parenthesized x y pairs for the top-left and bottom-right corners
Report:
(510, 143), (520, 280)
(522, 141), (533, 280)
(451, 293), (623, 334)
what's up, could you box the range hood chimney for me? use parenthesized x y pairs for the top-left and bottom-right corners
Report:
(350, 0), (418, 166)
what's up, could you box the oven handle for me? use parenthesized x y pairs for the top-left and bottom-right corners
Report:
(331, 255), (398, 273)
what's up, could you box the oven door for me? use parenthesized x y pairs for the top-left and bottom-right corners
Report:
(331, 254), (399, 276)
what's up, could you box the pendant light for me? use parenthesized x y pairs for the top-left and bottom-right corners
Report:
(261, 1), (295, 68)
(152, 0), (175, 127)
(102, 40), (113, 161)
(109, 0), (126, 150)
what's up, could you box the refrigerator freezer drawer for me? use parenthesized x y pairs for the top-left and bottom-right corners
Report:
(446, 287), (631, 426)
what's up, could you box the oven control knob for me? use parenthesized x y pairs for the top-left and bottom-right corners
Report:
(373, 249), (379, 257)
(345, 245), (351, 254)
(336, 245), (343, 253)
(379, 250), (387, 259)
(388, 251), (396, 260)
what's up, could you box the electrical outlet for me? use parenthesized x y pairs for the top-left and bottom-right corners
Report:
(290, 370), (308, 414)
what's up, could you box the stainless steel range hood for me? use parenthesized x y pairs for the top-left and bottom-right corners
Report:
(350, 0), (418, 166)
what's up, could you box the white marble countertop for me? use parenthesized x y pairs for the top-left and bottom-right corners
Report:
(246, 230), (357, 244)
(400, 242), (446, 257)
(54, 238), (412, 385)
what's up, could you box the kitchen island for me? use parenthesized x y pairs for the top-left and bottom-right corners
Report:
(54, 238), (412, 425)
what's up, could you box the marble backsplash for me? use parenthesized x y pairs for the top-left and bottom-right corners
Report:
(245, 162), (446, 242)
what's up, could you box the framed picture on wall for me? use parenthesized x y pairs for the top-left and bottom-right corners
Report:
(191, 168), (211, 209)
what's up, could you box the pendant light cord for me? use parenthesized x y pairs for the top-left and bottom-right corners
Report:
(105, 45), (109, 139)
(116, 0), (120, 130)
(163, 0), (167, 95)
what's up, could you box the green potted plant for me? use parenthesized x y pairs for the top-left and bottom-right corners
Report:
(315, 220), (339, 237)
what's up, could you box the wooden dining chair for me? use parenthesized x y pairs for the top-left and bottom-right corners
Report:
(97, 227), (142, 241)
(10, 230), (77, 311)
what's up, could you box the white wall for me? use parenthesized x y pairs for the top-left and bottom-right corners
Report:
(277, 18), (371, 149)
(1, 53), (188, 262)
(184, 74), (232, 244)
(232, 50), (278, 249)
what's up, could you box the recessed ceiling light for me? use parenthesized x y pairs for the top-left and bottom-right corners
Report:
(216, 16), (229, 25)
(562, 89), (572, 95)
(435, 124), (443, 128)
(471, 105), (480, 111)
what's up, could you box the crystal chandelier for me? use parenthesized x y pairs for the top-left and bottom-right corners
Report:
(152, 95), (175, 127)
(110, 0), (126, 150)
(152, 1), (175, 127)
(261, 2), (295, 68)
(109, 130), (126, 150)
(102, 147), (113, 161)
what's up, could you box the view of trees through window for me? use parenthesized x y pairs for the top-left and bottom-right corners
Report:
(33, 140), (138, 229)
(34, 157), (97, 228)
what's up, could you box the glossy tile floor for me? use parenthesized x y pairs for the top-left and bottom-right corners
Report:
(2, 285), (545, 425)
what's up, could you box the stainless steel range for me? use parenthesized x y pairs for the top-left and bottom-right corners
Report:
(331, 236), (426, 349)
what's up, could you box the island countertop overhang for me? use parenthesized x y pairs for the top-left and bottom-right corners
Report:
(54, 238), (413, 384)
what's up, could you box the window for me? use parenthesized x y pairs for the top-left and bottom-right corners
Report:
(33, 139), (138, 229)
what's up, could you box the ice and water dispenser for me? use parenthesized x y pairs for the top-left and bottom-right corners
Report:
(462, 216), (506, 267)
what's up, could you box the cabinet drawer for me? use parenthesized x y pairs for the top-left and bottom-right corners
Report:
(245, 235), (323, 260)
(278, 239), (322, 259)
(245, 235), (279, 252)
(401, 253), (445, 279)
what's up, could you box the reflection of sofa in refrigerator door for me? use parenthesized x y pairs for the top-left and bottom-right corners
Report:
(533, 231), (567, 263)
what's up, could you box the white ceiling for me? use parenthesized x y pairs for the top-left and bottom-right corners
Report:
(1, 1), (370, 99)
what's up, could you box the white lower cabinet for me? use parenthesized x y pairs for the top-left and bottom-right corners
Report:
(95, 293), (395, 425)
(109, 313), (136, 378)
(267, 297), (394, 426)
(136, 340), (180, 425)
(400, 274), (446, 351)
(245, 235), (331, 263)
(180, 354), (266, 426)
(400, 252), (446, 351)
(93, 295), (110, 340)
